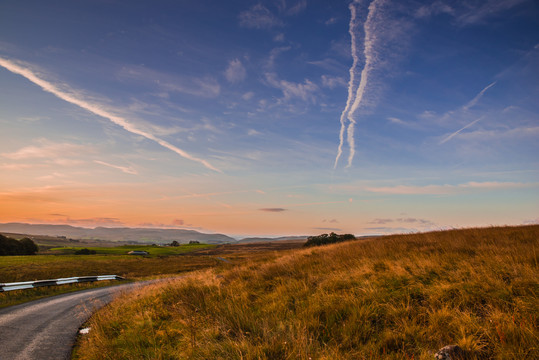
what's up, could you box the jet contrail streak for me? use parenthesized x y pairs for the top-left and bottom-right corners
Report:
(334, 1), (362, 169)
(0, 57), (221, 172)
(439, 116), (483, 144)
(345, 0), (382, 168)
(462, 82), (496, 112)
(334, 0), (382, 169)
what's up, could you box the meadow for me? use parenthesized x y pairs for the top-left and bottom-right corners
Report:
(0, 241), (302, 308)
(0, 244), (216, 308)
(73, 226), (538, 359)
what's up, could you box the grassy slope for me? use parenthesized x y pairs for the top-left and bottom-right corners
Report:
(74, 226), (538, 360)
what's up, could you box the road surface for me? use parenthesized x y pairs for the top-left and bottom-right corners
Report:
(0, 282), (149, 360)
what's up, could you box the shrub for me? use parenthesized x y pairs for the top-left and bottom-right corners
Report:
(304, 232), (356, 247)
(74, 248), (97, 255)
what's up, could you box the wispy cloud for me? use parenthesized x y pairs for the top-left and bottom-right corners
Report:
(264, 72), (319, 103)
(366, 181), (537, 195)
(313, 227), (342, 231)
(325, 17), (339, 25)
(415, 0), (527, 26)
(370, 217), (435, 226)
(457, 0), (528, 25)
(415, 1), (455, 19)
(94, 160), (137, 175)
(280, 0), (307, 16)
(238, 4), (283, 29)
(0, 57), (220, 172)
(1, 139), (90, 160)
(322, 219), (339, 223)
(225, 59), (247, 83)
(259, 208), (287, 212)
(321, 75), (347, 89)
(439, 116), (483, 144)
(48, 215), (124, 227)
(118, 65), (220, 98)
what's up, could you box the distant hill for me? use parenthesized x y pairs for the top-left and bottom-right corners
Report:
(0, 223), (236, 244)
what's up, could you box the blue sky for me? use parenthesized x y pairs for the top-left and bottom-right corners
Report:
(0, 0), (538, 237)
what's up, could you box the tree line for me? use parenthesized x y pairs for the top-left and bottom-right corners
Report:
(0, 234), (39, 255)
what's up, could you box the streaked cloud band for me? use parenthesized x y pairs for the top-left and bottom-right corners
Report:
(0, 57), (221, 172)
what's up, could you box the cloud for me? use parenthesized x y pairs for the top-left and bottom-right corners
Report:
(283, 0), (307, 16)
(2, 140), (90, 160)
(94, 160), (137, 175)
(242, 91), (255, 100)
(172, 219), (185, 226)
(325, 17), (339, 25)
(0, 57), (220, 172)
(238, 4), (283, 29)
(321, 75), (347, 89)
(415, 1), (455, 18)
(265, 72), (319, 103)
(35, 215), (125, 227)
(456, 0), (528, 25)
(387, 117), (409, 126)
(313, 227), (342, 231)
(273, 33), (285, 42)
(66, 217), (124, 227)
(247, 129), (262, 136)
(259, 208), (287, 212)
(369, 218), (393, 224)
(370, 217), (435, 226)
(415, 0), (528, 26)
(366, 181), (538, 195)
(225, 59), (247, 83)
(118, 65), (220, 98)
(456, 125), (539, 142)
(322, 219), (339, 223)
(266, 46), (291, 69)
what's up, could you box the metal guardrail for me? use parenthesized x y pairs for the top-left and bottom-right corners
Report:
(0, 275), (125, 292)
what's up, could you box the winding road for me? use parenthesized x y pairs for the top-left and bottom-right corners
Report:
(0, 282), (150, 360)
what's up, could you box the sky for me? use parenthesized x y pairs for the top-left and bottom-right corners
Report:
(0, 0), (538, 238)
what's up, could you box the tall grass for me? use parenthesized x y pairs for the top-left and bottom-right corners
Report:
(74, 226), (538, 359)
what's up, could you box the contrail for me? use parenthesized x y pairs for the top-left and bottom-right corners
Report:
(334, 0), (382, 169)
(0, 57), (221, 172)
(439, 116), (483, 144)
(334, 1), (362, 169)
(346, 0), (382, 168)
(462, 81), (496, 112)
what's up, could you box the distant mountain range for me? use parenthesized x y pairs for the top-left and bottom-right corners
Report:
(0, 223), (236, 244)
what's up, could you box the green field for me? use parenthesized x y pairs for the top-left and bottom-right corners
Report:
(48, 243), (214, 256)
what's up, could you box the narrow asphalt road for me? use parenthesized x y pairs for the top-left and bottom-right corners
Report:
(0, 282), (151, 360)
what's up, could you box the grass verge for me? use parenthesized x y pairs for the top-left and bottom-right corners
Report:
(74, 226), (538, 359)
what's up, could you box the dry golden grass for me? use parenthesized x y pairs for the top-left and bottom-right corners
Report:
(74, 226), (538, 359)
